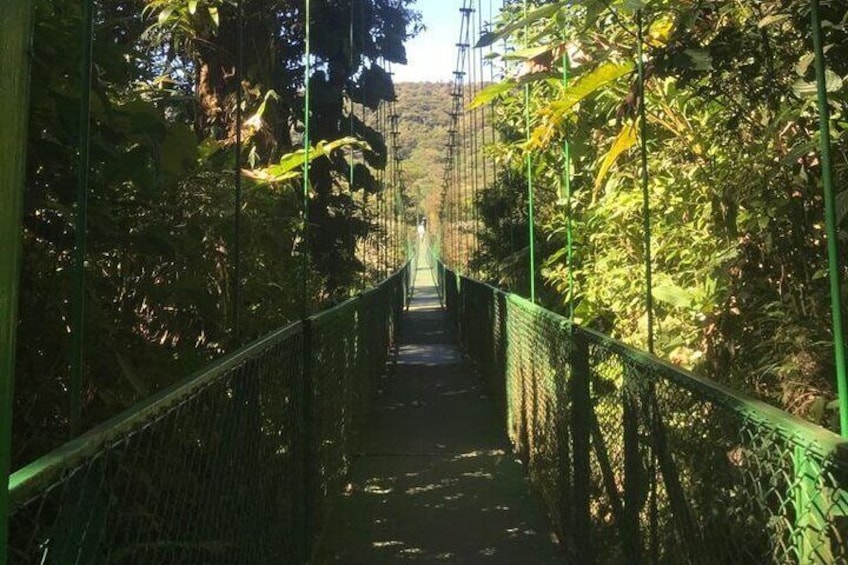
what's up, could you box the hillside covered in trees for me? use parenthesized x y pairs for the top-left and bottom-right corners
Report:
(393, 82), (451, 220)
(393, 81), (489, 227)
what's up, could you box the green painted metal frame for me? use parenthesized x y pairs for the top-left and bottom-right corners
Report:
(8, 263), (411, 562)
(439, 260), (848, 563)
(810, 0), (848, 438)
(233, 0), (244, 342)
(523, 0), (537, 303)
(302, 0), (312, 317)
(0, 4), (34, 564)
(635, 9), (654, 355)
(70, 0), (95, 438)
(561, 47), (574, 322)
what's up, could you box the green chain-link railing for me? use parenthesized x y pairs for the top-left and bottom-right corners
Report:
(439, 262), (848, 564)
(7, 263), (411, 565)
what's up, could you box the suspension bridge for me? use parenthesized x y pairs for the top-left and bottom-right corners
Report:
(3, 0), (848, 564)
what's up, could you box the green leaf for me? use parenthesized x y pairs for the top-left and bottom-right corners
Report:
(188, 0), (198, 15)
(475, 3), (564, 48)
(160, 124), (198, 180)
(504, 44), (557, 62)
(244, 137), (370, 185)
(158, 6), (175, 25)
(836, 189), (848, 225)
(682, 49), (712, 72)
(653, 283), (694, 309)
(792, 69), (842, 97)
(758, 14), (790, 28)
(468, 80), (518, 109)
(208, 6), (219, 26)
(595, 122), (638, 190)
(795, 53), (815, 77)
(546, 61), (634, 118)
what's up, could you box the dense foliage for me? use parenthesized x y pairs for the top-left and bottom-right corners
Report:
(460, 0), (848, 430)
(14, 0), (420, 467)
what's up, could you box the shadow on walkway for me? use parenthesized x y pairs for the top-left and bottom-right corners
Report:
(316, 260), (562, 563)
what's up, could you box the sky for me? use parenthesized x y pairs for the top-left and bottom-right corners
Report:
(393, 0), (497, 83)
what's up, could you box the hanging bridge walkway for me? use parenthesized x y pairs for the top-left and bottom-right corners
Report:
(3, 1), (848, 561)
(6, 243), (848, 564)
(317, 256), (560, 563)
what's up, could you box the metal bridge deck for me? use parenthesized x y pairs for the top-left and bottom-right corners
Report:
(316, 260), (561, 563)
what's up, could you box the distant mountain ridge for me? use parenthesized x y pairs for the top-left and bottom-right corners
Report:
(393, 81), (489, 220)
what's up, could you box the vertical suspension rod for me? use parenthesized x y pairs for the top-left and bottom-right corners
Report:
(636, 9), (654, 354)
(563, 48), (574, 323)
(0, 4), (34, 563)
(233, 0), (244, 342)
(302, 0), (311, 317)
(523, 0), (536, 302)
(70, 0), (95, 438)
(811, 0), (848, 436)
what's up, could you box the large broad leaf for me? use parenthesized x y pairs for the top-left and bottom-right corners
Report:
(160, 124), (198, 181)
(595, 122), (638, 190)
(475, 3), (565, 48)
(653, 282), (694, 309)
(546, 61), (634, 118)
(468, 80), (518, 109)
(792, 69), (843, 97)
(529, 62), (634, 147)
(244, 137), (370, 185)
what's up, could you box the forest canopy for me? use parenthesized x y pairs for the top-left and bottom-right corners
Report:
(443, 0), (848, 432)
(13, 0), (420, 468)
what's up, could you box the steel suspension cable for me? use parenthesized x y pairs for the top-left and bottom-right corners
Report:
(465, 1), (477, 271)
(349, 0), (356, 267)
(233, 0), (244, 342)
(476, 0), (485, 266)
(636, 9), (654, 354)
(377, 102), (383, 277)
(302, 0), (311, 317)
(523, 0), (536, 303)
(460, 1), (472, 271)
(70, 0), (95, 438)
(468, 1), (479, 270)
(811, 0), (848, 436)
(562, 48), (574, 323)
(0, 4), (35, 564)
(380, 96), (388, 277)
(390, 94), (399, 269)
(636, 11), (659, 561)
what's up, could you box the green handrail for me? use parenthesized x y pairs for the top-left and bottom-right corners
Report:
(439, 260), (848, 563)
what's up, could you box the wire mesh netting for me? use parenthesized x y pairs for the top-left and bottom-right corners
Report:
(441, 264), (848, 564)
(8, 264), (410, 565)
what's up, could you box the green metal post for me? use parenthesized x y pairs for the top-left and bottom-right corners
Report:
(572, 334), (593, 562)
(636, 12), (658, 562)
(811, 0), (848, 437)
(0, 3), (34, 563)
(524, 0), (536, 303)
(233, 0), (244, 342)
(562, 49), (574, 323)
(302, 0), (311, 318)
(636, 10), (654, 354)
(70, 0), (95, 438)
